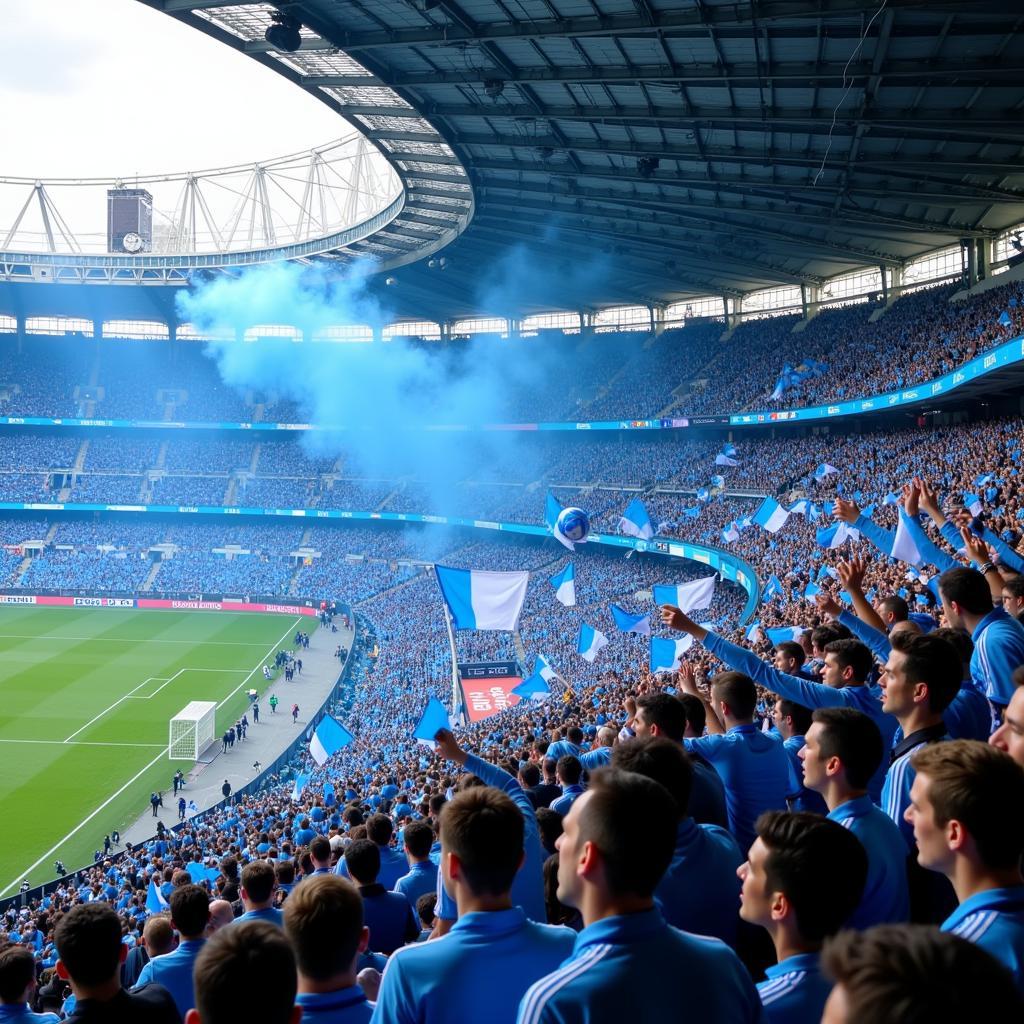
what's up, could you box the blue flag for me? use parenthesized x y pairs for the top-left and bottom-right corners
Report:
(146, 878), (169, 915)
(610, 603), (651, 635)
(292, 772), (310, 800)
(309, 716), (354, 767)
(413, 698), (451, 746)
(618, 497), (654, 540)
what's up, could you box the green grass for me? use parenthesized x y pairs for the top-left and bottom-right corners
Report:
(0, 606), (308, 893)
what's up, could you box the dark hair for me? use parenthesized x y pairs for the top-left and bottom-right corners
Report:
(1004, 576), (1024, 599)
(535, 807), (564, 854)
(939, 567), (993, 616)
(775, 640), (806, 666)
(911, 741), (1024, 870)
(611, 736), (693, 820)
(241, 860), (276, 905)
(520, 763), (541, 787)
(54, 903), (122, 986)
(812, 707), (884, 790)
(567, 726), (584, 745)
(888, 631), (962, 713)
(931, 626), (973, 665)
(276, 860), (296, 885)
(576, 768), (675, 899)
(710, 671), (757, 720)
(416, 892), (437, 927)
(822, 925), (1024, 1023)
(676, 693), (706, 737)
(635, 693), (686, 741)
(0, 942), (34, 1002)
(403, 821), (434, 859)
(777, 699), (813, 735)
(283, 875), (363, 980)
(824, 639), (874, 684)
(193, 921), (297, 1024)
(878, 595), (910, 622)
(169, 883), (210, 937)
(440, 787), (524, 897)
(310, 836), (331, 863)
(344, 839), (380, 884)
(366, 813), (393, 845)
(556, 755), (582, 785)
(812, 623), (850, 650)
(756, 811), (868, 943)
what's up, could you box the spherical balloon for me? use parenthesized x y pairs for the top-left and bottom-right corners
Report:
(556, 506), (590, 543)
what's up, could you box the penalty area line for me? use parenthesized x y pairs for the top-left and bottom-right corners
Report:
(0, 619), (306, 899)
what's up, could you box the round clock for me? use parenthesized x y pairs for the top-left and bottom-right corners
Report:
(122, 232), (144, 253)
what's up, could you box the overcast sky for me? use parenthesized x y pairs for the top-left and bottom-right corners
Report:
(0, 0), (346, 179)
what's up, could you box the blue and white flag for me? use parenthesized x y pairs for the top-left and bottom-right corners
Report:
(723, 443), (738, 458)
(763, 575), (784, 600)
(804, 581), (821, 600)
(766, 626), (804, 646)
(682, 505), (702, 519)
(890, 509), (925, 568)
(649, 635), (694, 673)
(745, 620), (763, 644)
(998, 310), (1012, 327)
(413, 698), (451, 746)
(545, 492), (578, 551)
(962, 492), (983, 516)
(715, 453), (739, 467)
(974, 473), (993, 488)
(577, 623), (609, 663)
(816, 522), (860, 549)
(610, 604), (651, 635)
(710, 474), (725, 489)
(535, 653), (557, 683)
(513, 673), (551, 701)
(549, 562), (576, 607)
(435, 565), (529, 630)
(753, 497), (790, 533)
(696, 487), (710, 503)
(309, 716), (354, 767)
(721, 521), (740, 544)
(619, 497), (655, 541)
(654, 576), (716, 613)
(883, 491), (900, 505)
(814, 463), (839, 482)
(146, 878), (169, 915)
(788, 500), (810, 517)
(292, 772), (310, 800)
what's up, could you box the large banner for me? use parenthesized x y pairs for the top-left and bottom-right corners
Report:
(0, 593), (317, 616)
(458, 661), (523, 723)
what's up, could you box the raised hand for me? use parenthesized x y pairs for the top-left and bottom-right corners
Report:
(837, 554), (868, 593)
(834, 497), (860, 524)
(815, 590), (842, 619)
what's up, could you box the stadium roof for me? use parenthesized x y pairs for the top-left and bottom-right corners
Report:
(125, 3), (1024, 316)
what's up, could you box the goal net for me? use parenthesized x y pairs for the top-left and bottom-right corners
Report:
(169, 701), (217, 761)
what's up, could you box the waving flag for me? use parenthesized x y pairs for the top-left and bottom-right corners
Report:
(816, 522), (859, 549)
(577, 623), (609, 663)
(767, 626), (804, 646)
(146, 878), (169, 915)
(696, 487), (710, 503)
(309, 716), (354, 767)
(682, 506), (702, 519)
(788, 500), (810, 517)
(753, 497), (790, 533)
(710, 474), (725, 489)
(291, 773), (310, 800)
(721, 521), (740, 544)
(746, 621), (764, 644)
(654, 576), (716, 613)
(435, 565), (529, 630)
(998, 310), (1012, 327)
(413, 698), (451, 746)
(723, 443), (738, 458)
(549, 562), (576, 606)
(619, 497), (655, 540)
(804, 581), (821, 600)
(545, 492), (578, 551)
(513, 673), (551, 701)
(962, 492), (983, 517)
(814, 463), (839, 481)
(763, 575), (784, 600)
(649, 635), (694, 674)
(610, 604), (651, 635)
(890, 509), (925, 568)
(715, 453), (739, 467)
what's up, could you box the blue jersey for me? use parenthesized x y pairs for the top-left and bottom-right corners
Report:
(684, 723), (790, 854)
(371, 908), (575, 1024)
(655, 818), (742, 946)
(780, 735), (829, 816)
(757, 953), (831, 1024)
(516, 908), (762, 1024)
(942, 887), (1024, 995)
(134, 938), (206, 1018)
(971, 608), (1024, 707)
(393, 861), (438, 907)
(235, 906), (285, 929)
(944, 683), (994, 741)
(579, 746), (612, 772)
(550, 785), (585, 817)
(297, 987), (373, 1024)
(828, 796), (909, 928)
(881, 726), (948, 850)
(0, 1007), (61, 1023)
(703, 632), (898, 803)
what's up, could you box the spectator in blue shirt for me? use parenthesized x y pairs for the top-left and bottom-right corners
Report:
(578, 728), (615, 772)
(770, 699), (828, 816)
(122, 916), (174, 990)
(345, 841), (419, 956)
(337, 816), (408, 891)
(799, 708), (910, 928)
(392, 822), (438, 908)
(135, 883), (209, 1018)
(821, 924), (1024, 1024)
(186, 920), (299, 1024)
(0, 943), (60, 1023)
(907, 740), (1024, 993)
(307, 836), (334, 878)
(234, 860), (285, 929)
(283, 875), (373, 1024)
(372, 786), (575, 1024)
(738, 811), (867, 1024)
(546, 729), (582, 762)
(611, 736), (743, 946)
(517, 769), (762, 1024)
(550, 757), (585, 817)
(939, 565), (1024, 709)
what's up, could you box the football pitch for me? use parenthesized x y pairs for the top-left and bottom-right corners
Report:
(0, 605), (306, 893)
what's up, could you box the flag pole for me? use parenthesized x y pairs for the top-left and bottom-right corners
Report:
(441, 595), (463, 723)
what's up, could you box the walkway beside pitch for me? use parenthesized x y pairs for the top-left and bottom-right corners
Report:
(120, 618), (353, 848)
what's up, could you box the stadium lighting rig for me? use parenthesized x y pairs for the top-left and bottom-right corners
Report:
(265, 11), (303, 52)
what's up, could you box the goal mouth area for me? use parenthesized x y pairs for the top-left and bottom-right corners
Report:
(169, 700), (218, 762)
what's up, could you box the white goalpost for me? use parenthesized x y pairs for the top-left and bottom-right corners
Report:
(169, 701), (217, 761)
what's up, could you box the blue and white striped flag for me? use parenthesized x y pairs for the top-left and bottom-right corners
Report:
(890, 509), (925, 568)
(610, 604), (651, 635)
(654, 576), (716, 613)
(435, 565), (529, 630)
(753, 497), (790, 533)
(814, 463), (839, 481)
(649, 635), (693, 673)
(816, 522), (859, 549)
(549, 562), (576, 607)
(146, 878), (169, 915)
(766, 626), (804, 646)
(763, 575), (783, 600)
(721, 521), (740, 544)
(512, 673), (551, 701)
(618, 497), (655, 541)
(309, 716), (354, 767)
(745, 621), (763, 644)
(715, 453), (739, 467)
(292, 773), (310, 800)
(577, 623), (608, 663)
